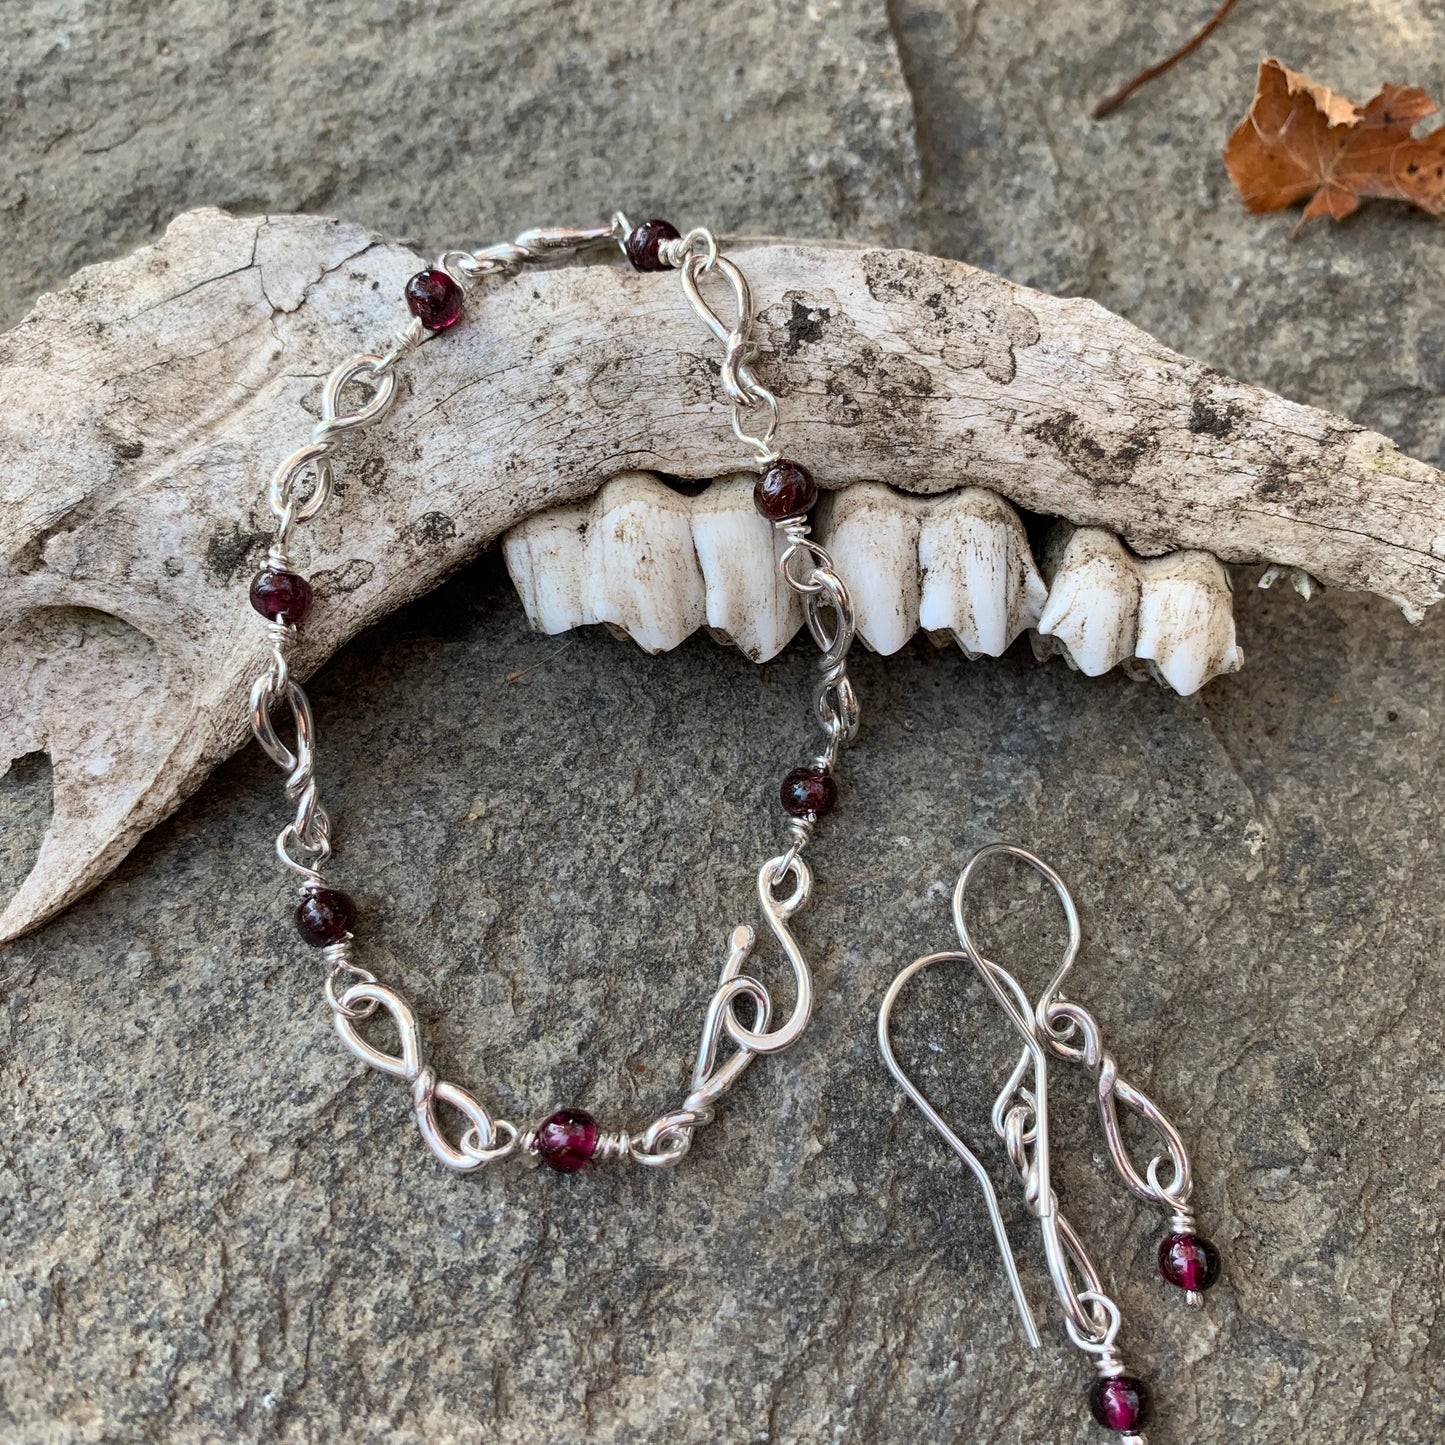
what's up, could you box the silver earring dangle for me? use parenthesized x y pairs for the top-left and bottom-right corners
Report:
(878, 844), (1222, 1441)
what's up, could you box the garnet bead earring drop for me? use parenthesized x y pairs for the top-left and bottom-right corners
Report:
(1089, 1374), (1151, 1435)
(1159, 1229), (1222, 1296)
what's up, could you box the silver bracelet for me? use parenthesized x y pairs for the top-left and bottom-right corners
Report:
(245, 214), (859, 1174)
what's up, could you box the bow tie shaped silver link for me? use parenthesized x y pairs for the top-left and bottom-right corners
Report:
(334, 982), (519, 1171)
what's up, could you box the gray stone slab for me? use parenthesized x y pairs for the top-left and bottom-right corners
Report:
(0, 0), (918, 331)
(3, 2), (1444, 1442)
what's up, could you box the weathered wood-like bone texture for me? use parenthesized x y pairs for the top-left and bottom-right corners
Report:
(3, 206), (1443, 945)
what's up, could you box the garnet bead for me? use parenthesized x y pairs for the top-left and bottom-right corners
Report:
(404, 268), (465, 331)
(753, 459), (818, 521)
(295, 889), (357, 947)
(1089, 1375), (1150, 1433)
(249, 568), (313, 625)
(535, 1108), (599, 1173)
(1159, 1231), (1222, 1292)
(624, 218), (682, 272)
(780, 767), (837, 820)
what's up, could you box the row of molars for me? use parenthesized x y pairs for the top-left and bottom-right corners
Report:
(500, 475), (1243, 696)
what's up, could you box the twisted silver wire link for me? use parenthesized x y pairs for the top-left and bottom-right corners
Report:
(247, 214), (857, 1175)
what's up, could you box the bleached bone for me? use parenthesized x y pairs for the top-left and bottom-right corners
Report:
(5, 206), (1445, 943)
(1034, 526), (1242, 695)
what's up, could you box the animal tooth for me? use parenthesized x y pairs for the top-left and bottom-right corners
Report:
(504, 477), (1241, 694)
(1259, 563), (1322, 600)
(917, 487), (1046, 658)
(1036, 526), (1142, 677)
(814, 483), (921, 655)
(1135, 551), (1242, 696)
(501, 504), (591, 636)
(503, 473), (706, 653)
(584, 474), (706, 654)
(1036, 524), (1241, 694)
(690, 475), (803, 662)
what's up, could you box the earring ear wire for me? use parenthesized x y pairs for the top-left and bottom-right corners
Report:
(877, 952), (1042, 1349)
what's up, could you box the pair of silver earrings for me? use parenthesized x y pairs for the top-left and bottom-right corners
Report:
(879, 844), (1222, 1440)
(244, 210), (1215, 1439)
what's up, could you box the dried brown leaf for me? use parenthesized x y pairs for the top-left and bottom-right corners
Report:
(1224, 58), (1445, 228)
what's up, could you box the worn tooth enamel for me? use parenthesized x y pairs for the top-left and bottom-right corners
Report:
(917, 487), (1047, 658)
(504, 475), (1240, 694)
(1037, 526), (1142, 677)
(1036, 523), (1242, 694)
(691, 475), (803, 662)
(502, 473), (706, 653)
(815, 482), (921, 655)
(584, 474), (706, 653)
(501, 504), (591, 636)
(1135, 551), (1243, 696)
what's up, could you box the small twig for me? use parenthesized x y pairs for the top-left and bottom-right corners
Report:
(1092, 0), (1241, 119)
(503, 639), (575, 683)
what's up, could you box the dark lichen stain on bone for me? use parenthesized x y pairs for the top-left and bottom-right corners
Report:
(763, 291), (933, 430)
(860, 250), (1041, 385)
(205, 523), (271, 584)
(412, 511), (458, 547)
(1027, 411), (1159, 487)
(1189, 392), (1243, 440)
(783, 298), (831, 355)
(313, 558), (375, 594)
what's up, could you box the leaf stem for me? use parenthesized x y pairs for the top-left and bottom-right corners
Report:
(1092, 0), (1242, 119)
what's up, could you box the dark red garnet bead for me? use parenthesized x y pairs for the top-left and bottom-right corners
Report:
(780, 767), (838, 820)
(1159, 1231), (1222, 1292)
(295, 889), (358, 947)
(404, 268), (465, 331)
(753, 459), (818, 521)
(623, 218), (681, 272)
(249, 568), (313, 625)
(535, 1108), (600, 1173)
(1089, 1375), (1150, 1433)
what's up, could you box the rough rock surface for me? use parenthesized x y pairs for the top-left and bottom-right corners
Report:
(2, 3), (1444, 1443)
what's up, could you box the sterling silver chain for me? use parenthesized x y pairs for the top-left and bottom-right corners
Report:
(246, 215), (859, 1173)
